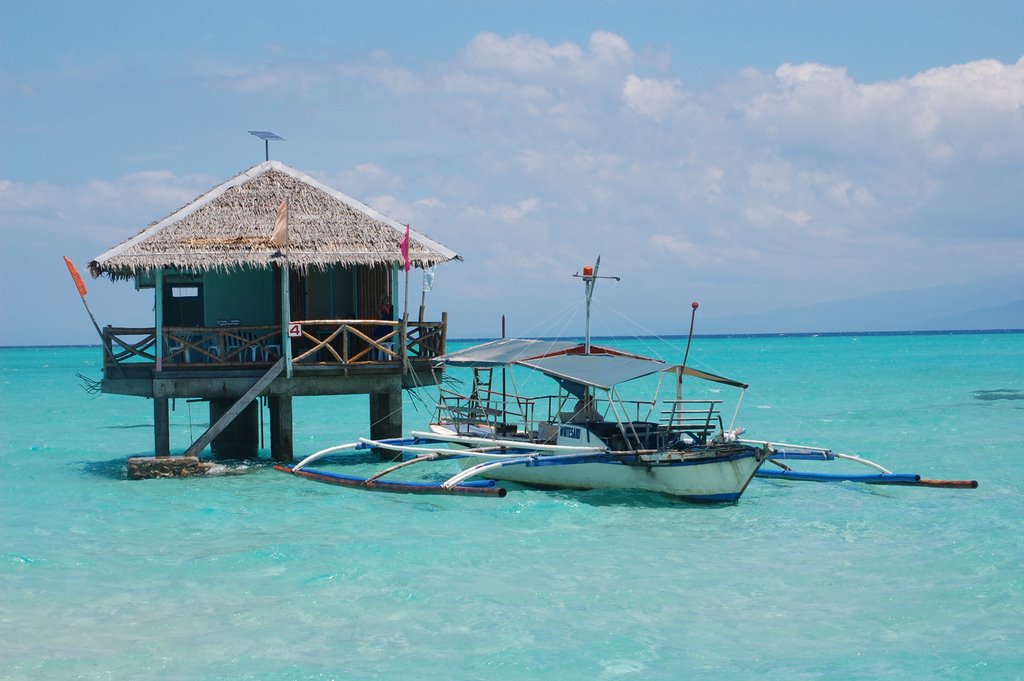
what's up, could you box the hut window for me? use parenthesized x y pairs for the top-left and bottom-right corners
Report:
(170, 286), (200, 298)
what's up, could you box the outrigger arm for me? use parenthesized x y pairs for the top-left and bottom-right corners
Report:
(744, 440), (978, 489)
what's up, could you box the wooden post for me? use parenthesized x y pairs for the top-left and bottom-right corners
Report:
(269, 394), (294, 463)
(154, 269), (164, 372)
(440, 311), (448, 355)
(399, 313), (408, 372)
(178, 359), (284, 461)
(154, 397), (170, 457)
(281, 264), (293, 378)
(208, 399), (259, 459)
(369, 390), (402, 441)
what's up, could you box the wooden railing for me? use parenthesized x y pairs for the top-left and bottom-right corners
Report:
(101, 315), (447, 372)
(103, 327), (158, 367)
(162, 325), (283, 366)
(291, 315), (447, 365)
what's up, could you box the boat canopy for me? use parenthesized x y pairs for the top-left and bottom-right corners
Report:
(671, 366), (749, 390)
(435, 339), (580, 368)
(517, 353), (667, 391)
(436, 338), (656, 369)
(435, 338), (749, 390)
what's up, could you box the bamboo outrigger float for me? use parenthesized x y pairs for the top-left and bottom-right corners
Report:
(276, 259), (978, 500)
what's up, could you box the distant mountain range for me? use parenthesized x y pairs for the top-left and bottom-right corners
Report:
(704, 272), (1024, 334)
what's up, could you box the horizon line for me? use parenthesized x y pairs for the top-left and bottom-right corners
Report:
(3, 327), (1022, 351)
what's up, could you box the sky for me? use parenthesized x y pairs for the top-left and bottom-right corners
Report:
(2, 0), (1023, 345)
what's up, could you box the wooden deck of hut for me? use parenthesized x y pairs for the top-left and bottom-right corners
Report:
(88, 161), (460, 469)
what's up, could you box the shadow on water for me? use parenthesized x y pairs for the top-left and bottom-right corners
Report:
(505, 484), (741, 509)
(79, 457), (130, 479)
(306, 451), (393, 467)
(972, 388), (1024, 401)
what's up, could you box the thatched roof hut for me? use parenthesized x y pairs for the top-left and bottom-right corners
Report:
(89, 161), (460, 279)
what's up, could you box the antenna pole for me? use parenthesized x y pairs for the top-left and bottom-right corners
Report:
(584, 259), (598, 353)
(678, 302), (700, 400)
(574, 256), (619, 355)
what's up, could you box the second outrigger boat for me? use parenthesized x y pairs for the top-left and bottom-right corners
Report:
(276, 260), (977, 501)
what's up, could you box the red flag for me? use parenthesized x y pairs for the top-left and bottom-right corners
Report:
(400, 223), (411, 272)
(63, 256), (88, 297)
(271, 199), (288, 247)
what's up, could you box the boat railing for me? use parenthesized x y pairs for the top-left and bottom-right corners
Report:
(543, 394), (656, 426)
(612, 398), (658, 423)
(436, 386), (547, 435)
(660, 399), (724, 443)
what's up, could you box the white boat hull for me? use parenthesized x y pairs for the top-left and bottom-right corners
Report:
(426, 423), (765, 501)
(454, 448), (763, 502)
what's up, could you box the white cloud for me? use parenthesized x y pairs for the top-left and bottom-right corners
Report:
(78, 170), (209, 212)
(323, 164), (404, 197)
(337, 58), (423, 96)
(442, 71), (552, 100)
(461, 32), (586, 78)
(589, 32), (632, 65)
(622, 75), (685, 121)
(648, 233), (707, 266)
(0, 178), (58, 210)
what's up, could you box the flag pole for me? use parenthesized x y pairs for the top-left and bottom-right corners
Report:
(63, 256), (117, 367)
(403, 266), (410, 323)
(400, 225), (412, 373)
(401, 223), (411, 322)
(272, 200), (293, 378)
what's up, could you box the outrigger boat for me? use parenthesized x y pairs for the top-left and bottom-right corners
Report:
(276, 260), (977, 500)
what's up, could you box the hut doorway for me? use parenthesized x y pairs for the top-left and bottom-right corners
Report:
(357, 265), (393, 359)
(163, 282), (204, 327)
(289, 270), (308, 319)
(357, 265), (392, 320)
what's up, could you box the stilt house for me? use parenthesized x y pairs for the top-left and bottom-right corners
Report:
(88, 161), (460, 463)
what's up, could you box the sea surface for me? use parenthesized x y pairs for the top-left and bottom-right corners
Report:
(1, 333), (1022, 680)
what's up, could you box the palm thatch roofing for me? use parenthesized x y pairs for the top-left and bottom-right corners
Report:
(89, 161), (461, 279)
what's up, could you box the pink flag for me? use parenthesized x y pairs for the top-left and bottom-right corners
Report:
(271, 199), (288, 247)
(400, 223), (411, 271)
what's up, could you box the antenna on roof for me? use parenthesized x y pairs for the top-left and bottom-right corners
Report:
(248, 130), (285, 161)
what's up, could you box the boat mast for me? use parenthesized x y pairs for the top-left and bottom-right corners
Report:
(583, 258), (598, 354)
(575, 256), (619, 355)
(678, 301), (699, 401)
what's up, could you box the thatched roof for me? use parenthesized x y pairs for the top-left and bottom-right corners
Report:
(89, 161), (461, 279)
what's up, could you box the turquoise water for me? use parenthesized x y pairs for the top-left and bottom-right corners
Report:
(1, 333), (1022, 680)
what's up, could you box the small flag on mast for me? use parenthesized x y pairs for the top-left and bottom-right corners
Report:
(400, 223), (411, 272)
(271, 199), (288, 247)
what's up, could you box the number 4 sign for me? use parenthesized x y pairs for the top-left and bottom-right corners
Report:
(287, 323), (302, 338)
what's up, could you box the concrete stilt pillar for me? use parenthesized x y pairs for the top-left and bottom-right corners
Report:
(209, 399), (259, 459)
(269, 395), (294, 463)
(154, 397), (170, 457)
(369, 390), (403, 441)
